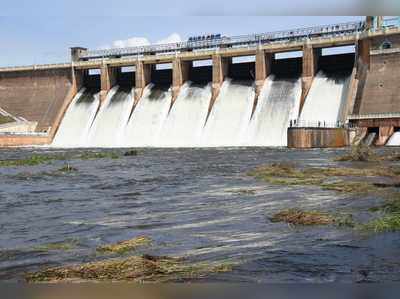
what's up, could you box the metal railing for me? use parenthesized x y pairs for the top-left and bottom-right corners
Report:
(81, 20), (366, 60)
(383, 17), (400, 28)
(0, 132), (48, 136)
(289, 119), (348, 129)
(348, 112), (400, 120)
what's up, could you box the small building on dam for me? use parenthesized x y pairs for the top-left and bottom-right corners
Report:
(0, 16), (399, 148)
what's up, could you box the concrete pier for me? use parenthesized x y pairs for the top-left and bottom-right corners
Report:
(207, 54), (230, 119)
(100, 63), (117, 103)
(172, 58), (190, 103)
(134, 61), (151, 104)
(299, 44), (321, 115)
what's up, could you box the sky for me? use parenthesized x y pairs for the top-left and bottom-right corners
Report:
(0, 16), (366, 67)
(1, 0), (397, 67)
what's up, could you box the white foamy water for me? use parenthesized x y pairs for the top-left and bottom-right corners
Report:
(86, 86), (134, 147)
(122, 84), (172, 147)
(299, 71), (350, 126)
(247, 76), (301, 146)
(157, 82), (211, 147)
(52, 89), (100, 147)
(200, 79), (255, 147)
(386, 132), (400, 146)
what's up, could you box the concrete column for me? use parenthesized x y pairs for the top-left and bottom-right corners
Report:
(255, 50), (272, 96)
(377, 126), (394, 146)
(134, 61), (152, 104)
(72, 67), (84, 94)
(252, 50), (272, 118)
(100, 64), (117, 103)
(206, 54), (230, 121)
(172, 58), (191, 102)
(211, 54), (229, 100)
(299, 45), (321, 115)
(356, 38), (370, 72)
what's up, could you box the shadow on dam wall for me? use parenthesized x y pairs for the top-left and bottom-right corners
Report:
(229, 62), (255, 81)
(83, 73), (101, 92)
(318, 53), (355, 78)
(272, 57), (302, 78)
(117, 71), (135, 88)
(189, 65), (212, 85)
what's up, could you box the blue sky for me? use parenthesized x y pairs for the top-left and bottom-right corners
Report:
(0, 16), (365, 67)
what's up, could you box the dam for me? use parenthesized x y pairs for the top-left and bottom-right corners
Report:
(0, 16), (400, 148)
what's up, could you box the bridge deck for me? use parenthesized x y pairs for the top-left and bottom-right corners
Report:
(0, 25), (399, 73)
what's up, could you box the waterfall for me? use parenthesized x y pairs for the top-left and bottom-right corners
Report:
(247, 76), (301, 146)
(157, 82), (211, 147)
(86, 86), (134, 147)
(299, 71), (350, 126)
(52, 70), (352, 148)
(122, 84), (171, 147)
(52, 89), (100, 147)
(386, 132), (400, 146)
(200, 79), (255, 147)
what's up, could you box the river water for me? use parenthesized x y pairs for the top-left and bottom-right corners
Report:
(0, 147), (399, 282)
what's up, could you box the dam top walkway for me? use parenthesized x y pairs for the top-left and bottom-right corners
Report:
(0, 18), (400, 73)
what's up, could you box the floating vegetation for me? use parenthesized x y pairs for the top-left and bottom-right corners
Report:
(34, 239), (80, 252)
(124, 150), (138, 157)
(248, 162), (400, 195)
(25, 254), (233, 283)
(0, 154), (66, 167)
(58, 164), (78, 172)
(270, 209), (334, 226)
(228, 189), (256, 195)
(269, 208), (355, 227)
(78, 152), (119, 160)
(96, 236), (152, 254)
(320, 181), (378, 194)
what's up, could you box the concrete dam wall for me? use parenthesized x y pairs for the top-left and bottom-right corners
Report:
(1, 19), (400, 147)
(0, 69), (73, 132)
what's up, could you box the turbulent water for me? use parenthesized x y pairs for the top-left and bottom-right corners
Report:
(52, 89), (100, 147)
(157, 82), (211, 147)
(123, 84), (172, 147)
(386, 132), (400, 146)
(201, 79), (255, 147)
(247, 76), (301, 146)
(1, 147), (400, 283)
(87, 86), (134, 147)
(299, 71), (350, 126)
(52, 73), (351, 147)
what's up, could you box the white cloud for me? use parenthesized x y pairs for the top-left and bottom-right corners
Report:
(112, 37), (150, 48)
(155, 33), (182, 45)
(98, 33), (182, 50)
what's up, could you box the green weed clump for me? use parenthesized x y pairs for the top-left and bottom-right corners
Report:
(124, 150), (138, 157)
(78, 152), (119, 160)
(96, 236), (152, 254)
(0, 154), (65, 167)
(34, 239), (80, 252)
(270, 209), (334, 226)
(360, 214), (400, 233)
(269, 208), (355, 227)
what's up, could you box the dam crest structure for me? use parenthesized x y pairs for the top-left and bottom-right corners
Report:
(0, 16), (400, 148)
